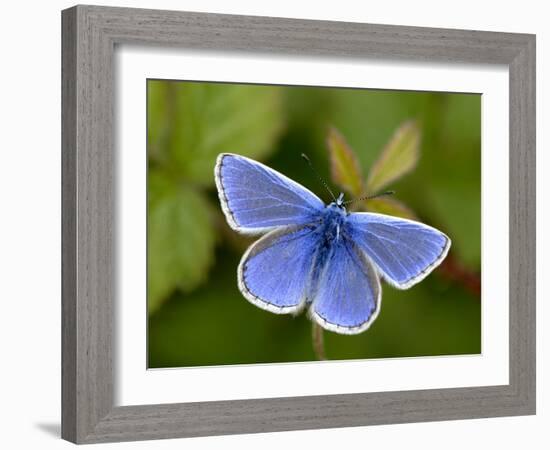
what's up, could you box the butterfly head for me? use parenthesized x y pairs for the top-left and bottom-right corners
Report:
(327, 193), (347, 216)
(335, 192), (345, 208)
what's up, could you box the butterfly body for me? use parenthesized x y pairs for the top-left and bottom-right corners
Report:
(304, 212), (342, 302)
(215, 153), (451, 335)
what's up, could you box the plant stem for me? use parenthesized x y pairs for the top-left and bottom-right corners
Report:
(438, 252), (481, 298)
(312, 321), (327, 360)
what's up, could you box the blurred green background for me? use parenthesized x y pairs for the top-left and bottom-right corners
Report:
(147, 79), (481, 368)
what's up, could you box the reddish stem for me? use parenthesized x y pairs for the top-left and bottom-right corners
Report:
(438, 252), (481, 297)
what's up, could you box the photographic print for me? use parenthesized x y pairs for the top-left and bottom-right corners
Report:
(147, 80), (481, 368)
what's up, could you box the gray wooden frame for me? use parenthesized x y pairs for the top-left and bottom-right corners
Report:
(61, 4), (536, 444)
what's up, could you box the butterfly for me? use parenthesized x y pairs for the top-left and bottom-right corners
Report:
(214, 153), (451, 335)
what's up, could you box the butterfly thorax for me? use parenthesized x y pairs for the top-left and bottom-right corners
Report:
(317, 203), (348, 245)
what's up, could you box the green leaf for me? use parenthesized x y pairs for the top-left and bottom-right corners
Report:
(361, 197), (417, 220)
(327, 126), (364, 196)
(147, 171), (216, 314)
(167, 82), (284, 186)
(366, 120), (421, 193)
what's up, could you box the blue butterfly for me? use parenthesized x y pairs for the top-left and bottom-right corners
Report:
(214, 153), (451, 335)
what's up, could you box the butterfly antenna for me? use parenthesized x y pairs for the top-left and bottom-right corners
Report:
(301, 153), (337, 202)
(343, 190), (395, 206)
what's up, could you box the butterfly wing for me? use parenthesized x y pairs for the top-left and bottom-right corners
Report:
(238, 225), (320, 314)
(346, 212), (451, 289)
(310, 239), (381, 334)
(215, 153), (325, 234)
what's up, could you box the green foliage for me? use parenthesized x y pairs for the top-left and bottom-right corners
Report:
(155, 81), (284, 186)
(328, 122), (419, 219)
(366, 120), (421, 193)
(147, 81), (482, 367)
(147, 172), (216, 314)
(426, 95), (482, 268)
(327, 126), (364, 197)
(147, 81), (169, 163)
(147, 80), (284, 312)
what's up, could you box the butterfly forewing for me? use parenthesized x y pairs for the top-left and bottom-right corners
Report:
(346, 212), (451, 289)
(215, 153), (324, 234)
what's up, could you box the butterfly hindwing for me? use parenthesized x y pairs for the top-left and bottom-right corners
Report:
(238, 225), (319, 314)
(346, 212), (451, 289)
(215, 153), (324, 234)
(310, 239), (381, 334)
